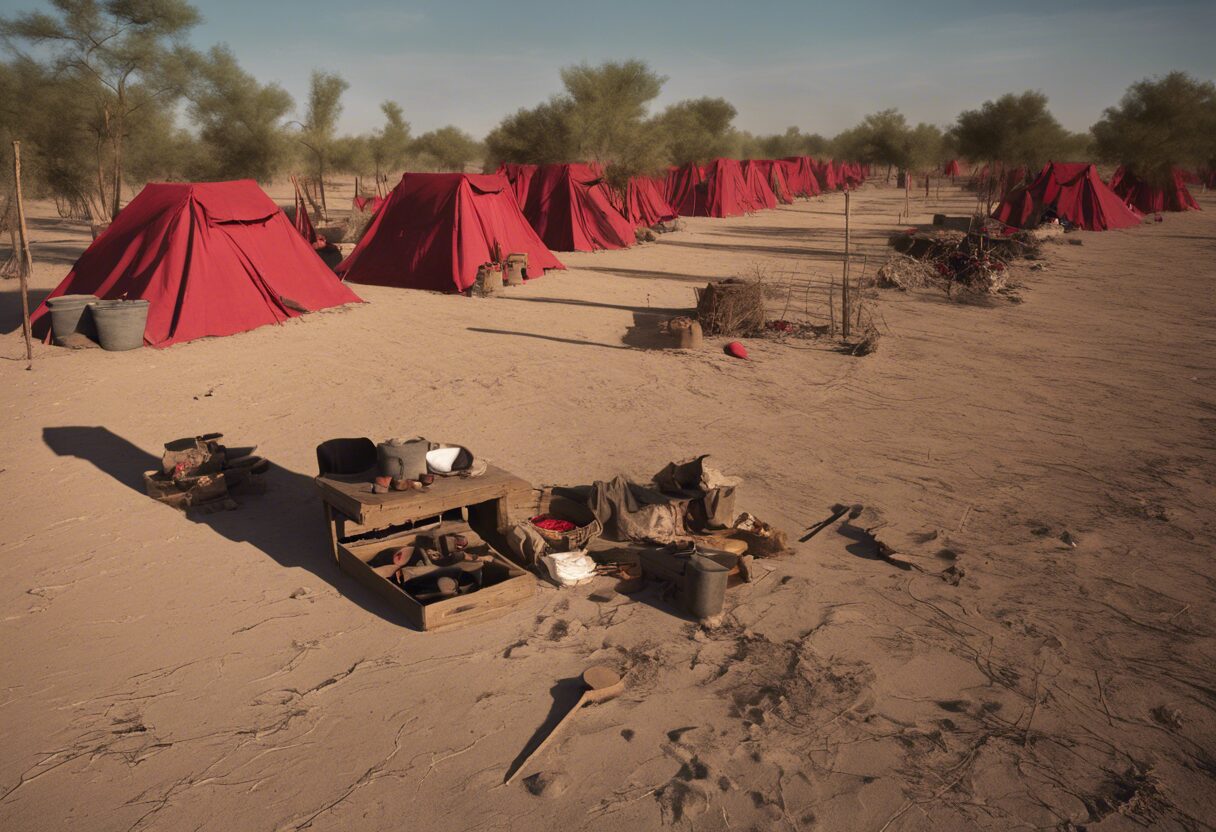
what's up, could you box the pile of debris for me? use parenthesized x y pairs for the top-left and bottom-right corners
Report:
(884, 217), (1039, 301)
(143, 433), (268, 511)
(695, 278), (766, 336)
(506, 455), (788, 622)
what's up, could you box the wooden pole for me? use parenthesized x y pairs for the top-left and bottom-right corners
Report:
(842, 190), (851, 339)
(12, 141), (34, 367)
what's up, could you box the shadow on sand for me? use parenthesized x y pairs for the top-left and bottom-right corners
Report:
(42, 425), (403, 624)
(1, 288), (53, 335)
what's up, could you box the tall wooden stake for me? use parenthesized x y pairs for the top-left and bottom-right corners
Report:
(842, 190), (852, 339)
(12, 141), (34, 367)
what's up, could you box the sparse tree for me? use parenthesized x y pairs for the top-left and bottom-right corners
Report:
(951, 91), (1079, 173)
(656, 97), (740, 165)
(560, 59), (665, 163)
(484, 59), (668, 175)
(413, 125), (482, 172)
(484, 98), (577, 167)
(0, 57), (101, 215)
(1092, 72), (1216, 185)
(294, 69), (348, 217)
(181, 45), (293, 182)
(369, 101), (411, 182)
(753, 127), (828, 159)
(1, 0), (200, 218)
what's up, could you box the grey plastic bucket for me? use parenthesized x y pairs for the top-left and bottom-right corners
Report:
(89, 299), (149, 351)
(46, 294), (99, 345)
(682, 551), (731, 619)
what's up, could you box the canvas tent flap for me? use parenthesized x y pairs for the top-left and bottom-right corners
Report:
(498, 163), (538, 208)
(741, 161), (778, 211)
(465, 174), (510, 195)
(620, 176), (676, 227)
(190, 181), (281, 223)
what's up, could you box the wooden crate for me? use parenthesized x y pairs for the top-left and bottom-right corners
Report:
(337, 520), (534, 632)
(316, 463), (533, 563)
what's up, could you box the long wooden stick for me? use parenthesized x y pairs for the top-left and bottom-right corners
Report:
(12, 141), (34, 367)
(842, 190), (851, 339)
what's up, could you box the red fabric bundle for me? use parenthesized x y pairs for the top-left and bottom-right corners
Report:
(531, 515), (577, 532)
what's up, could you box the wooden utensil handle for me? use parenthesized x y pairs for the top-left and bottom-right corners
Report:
(505, 691), (589, 784)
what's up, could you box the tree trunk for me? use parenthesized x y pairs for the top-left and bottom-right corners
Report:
(95, 128), (110, 220)
(317, 156), (328, 220)
(111, 132), (123, 220)
(111, 90), (125, 220)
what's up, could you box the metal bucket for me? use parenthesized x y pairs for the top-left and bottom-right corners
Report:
(682, 551), (731, 619)
(505, 253), (527, 286)
(89, 299), (149, 351)
(46, 294), (99, 345)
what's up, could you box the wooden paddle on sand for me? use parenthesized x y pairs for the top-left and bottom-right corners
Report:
(505, 666), (625, 784)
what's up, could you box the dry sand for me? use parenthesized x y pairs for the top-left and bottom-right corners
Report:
(1, 180), (1213, 831)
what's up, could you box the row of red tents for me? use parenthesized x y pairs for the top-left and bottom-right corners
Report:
(492, 156), (868, 250)
(25, 156), (871, 348)
(946, 159), (1203, 217)
(31, 151), (1201, 348)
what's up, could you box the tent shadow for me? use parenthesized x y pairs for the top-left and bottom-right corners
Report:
(496, 295), (687, 316)
(575, 265), (719, 284)
(0, 288), (53, 335)
(41, 425), (403, 623)
(466, 327), (633, 352)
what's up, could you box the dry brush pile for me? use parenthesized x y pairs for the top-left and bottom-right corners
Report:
(880, 220), (1042, 303)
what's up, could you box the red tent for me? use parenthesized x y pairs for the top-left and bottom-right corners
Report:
(780, 157), (821, 197)
(1109, 167), (1200, 213)
(518, 163), (635, 251)
(943, 160), (962, 177)
(293, 185), (322, 247)
(670, 158), (751, 218)
(31, 181), (361, 348)
(497, 163), (537, 209)
(813, 159), (839, 191)
(840, 161), (865, 188)
(336, 172), (563, 293)
(664, 163), (704, 213)
(993, 163), (1143, 231)
(741, 160), (779, 210)
(352, 195), (384, 213)
(746, 160), (793, 203)
(616, 176), (677, 227)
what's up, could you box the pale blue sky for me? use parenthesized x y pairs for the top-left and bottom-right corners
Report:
(6, 0), (1215, 136)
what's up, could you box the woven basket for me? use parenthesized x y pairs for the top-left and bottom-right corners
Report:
(523, 489), (602, 551)
(530, 514), (602, 550)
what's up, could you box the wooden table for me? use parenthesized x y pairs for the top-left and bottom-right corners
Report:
(315, 464), (533, 561)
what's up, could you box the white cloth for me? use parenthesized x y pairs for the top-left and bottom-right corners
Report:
(540, 550), (596, 586)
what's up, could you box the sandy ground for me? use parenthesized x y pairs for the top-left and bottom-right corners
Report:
(1, 179), (1214, 831)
